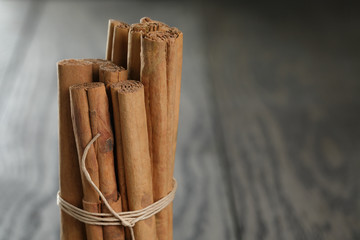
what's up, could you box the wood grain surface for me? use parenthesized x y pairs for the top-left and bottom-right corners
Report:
(0, 1), (359, 240)
(205, 4), (360, 240)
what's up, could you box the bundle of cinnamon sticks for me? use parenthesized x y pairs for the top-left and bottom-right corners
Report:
(57, 17), (182, 240)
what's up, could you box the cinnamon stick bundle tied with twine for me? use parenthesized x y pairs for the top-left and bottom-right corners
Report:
(57, 17), (183, 240)
(57, 138), (178, 240)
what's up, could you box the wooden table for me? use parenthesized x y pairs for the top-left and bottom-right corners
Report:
(0, 1), (359, 240)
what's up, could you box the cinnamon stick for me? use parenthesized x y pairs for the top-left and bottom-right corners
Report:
(57, 59), (92, 240)
(109, 82), (129, 240)
(141, 28), (183, 240)
(99, 63), (128, 88)
(111, 22), (130, 68)
(115, 80), (157, 240)
(139, 17), (168, 28)
(106, 19), (122, 61)
(69, 83), (103, 240)
(83, 58), (111, 81)
(127, 22), (169, 80)
(167, 29), (183, 240)
(70, 82), (124, 240)
(87, 83), (124, 240)
(127, 24), (149, 81)
(140, 32), (169, 240)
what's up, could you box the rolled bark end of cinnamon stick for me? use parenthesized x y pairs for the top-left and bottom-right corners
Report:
(106, 19), (123, 61)
(83, 58), (111, 82)
(143, 27), (181, 42)
(115, 79), (143, 93)
(139, 17), (169, 29)
(99, 63), (128, 88)
(127, 22), (172, 81)
(139, 17), (154, 23)
(111, 23), (130, 68)
(115, 80), (157, 240)
(58, 58), (93, 240)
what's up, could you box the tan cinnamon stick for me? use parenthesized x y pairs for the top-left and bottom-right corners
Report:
(139, 17), (168, 28)
(109, 83), (128, 212)
(116, 80), (157, 240)
(83, 58), (111, 81)
(127, 24), (149, 81)
(99, 63), (128, 88)
(57, 59), (93, 240)
(106, 19), (122, 61)
(108, 82), (131, 240)
(69, 83), (103, 240)
(87, 83), (124, 240)
(141, 32), (169, 239)
(127, 22), (169, 81)
(141, 28), (183, 240)
(111, 23), (130, 68)
(167, 29), (183, 240)
(70, 82), (124, 240)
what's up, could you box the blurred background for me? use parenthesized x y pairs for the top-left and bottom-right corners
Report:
(0, 0), (359, 239)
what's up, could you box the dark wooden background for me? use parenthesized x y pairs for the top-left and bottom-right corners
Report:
(0, 1), (359, 240)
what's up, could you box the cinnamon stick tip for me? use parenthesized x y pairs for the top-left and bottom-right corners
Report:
(69, 82), (105, 90)
(143, 28), (182, 42)
(57, 59), (93, 66)
(109, 19), (130, 28)
(110, 80), (143, 94)
(82, 58), (110, 65)
(130, 23), (149, 33)
(100, 63), (126, 72)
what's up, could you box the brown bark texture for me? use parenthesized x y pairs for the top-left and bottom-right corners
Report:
(83, 58), (111, 82)
(106, 19), (123, 61)
(115, 80), (158, 240)
(70, 82), (124, 240)
(111, 22), (130, 68)
(57, 59), (93, 240)
(141, 27), (183, 240)
(99, 63), (128, 88)
(127, 21), (169, 81)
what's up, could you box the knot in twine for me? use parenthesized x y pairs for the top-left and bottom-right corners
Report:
(57, 133), (177, 240)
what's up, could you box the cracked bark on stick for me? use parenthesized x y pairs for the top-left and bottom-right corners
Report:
(115, 80), (157, 240)
(141, 27), (183, 240)
(57, 59), (93, 240)
(70, 82), (124, 240)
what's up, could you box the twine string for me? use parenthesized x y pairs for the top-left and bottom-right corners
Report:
(57, 133), (177, 240)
